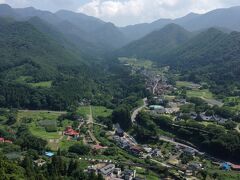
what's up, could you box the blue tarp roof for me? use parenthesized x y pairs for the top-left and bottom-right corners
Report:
(45, 152), (54, 157)
(221, 163), (231, 170)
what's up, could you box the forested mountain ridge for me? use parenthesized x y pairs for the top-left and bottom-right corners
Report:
(161, 28), (240, 94)
(0, 4), (128, 56)
(0, 18), (86, 81)
(118, 24), (192, 59)
(0, 16), (147, 110)
(120, 6), (240, 41)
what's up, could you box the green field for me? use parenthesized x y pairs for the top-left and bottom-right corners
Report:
(92, 106), (112, 118)
(119, 57), (153, 69)
(29, 81), (52, 88)
(77, 106), (91, 118)
(18, 110), (62, 121)
(224, 96), (240, 111)
(187, 89), (213, 99)
(176, 81), (194, 87)
(15, 76), (52, 88)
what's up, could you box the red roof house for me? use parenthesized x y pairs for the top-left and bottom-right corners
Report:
(0, 138), (4, 142)
(4, 140), (13, 144)
(231, 164), (240, 171)
(64, 126), (79, 137)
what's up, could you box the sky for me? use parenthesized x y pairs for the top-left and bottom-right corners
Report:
(2, 0), (240, 26)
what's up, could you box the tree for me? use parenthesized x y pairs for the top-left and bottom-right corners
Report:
(112, 106), (132, 130)
(68, 143), (90, 155)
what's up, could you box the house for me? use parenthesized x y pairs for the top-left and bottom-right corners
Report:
(92, 144), (107, 150)
(88, 166), (98, 175)
(64, 126), (79, 137)
(188, 163), (203, 171)
(130, 146), (142, 155)
(213, 115), (228, 124)
(183, 147), (196, 156)
(4, 140), (13, 144)
(220, 162), (231, 171)
(115, 127), (124, 137)
(99, 164), (115, 176)
(0, 137), (4, 143)
(198, 113), (213, 121)
(123, 169), (136, 180)
(151, 149), (162, 157)
(113, 168), (122, 176)
(149, 105), (165, 111)
(0, 138), (13, 144)
(34, 159), (46, 167)
(231, 164), (240, 171)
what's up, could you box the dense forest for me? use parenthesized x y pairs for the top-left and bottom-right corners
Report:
(0, 17), (147, 110)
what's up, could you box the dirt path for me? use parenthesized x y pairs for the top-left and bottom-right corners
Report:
(131, 98), (147, 123)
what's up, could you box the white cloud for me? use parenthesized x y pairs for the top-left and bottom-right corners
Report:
(78, 0), (240, 26)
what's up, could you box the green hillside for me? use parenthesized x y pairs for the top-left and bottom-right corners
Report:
(118, 24), (192, 59)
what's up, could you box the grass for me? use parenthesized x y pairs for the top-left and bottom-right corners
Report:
(18, 110), (61, 121)
(15, 76), (52, 88)
(77, 106), (90, 118)
(17, 111), (62, 140)
(187, 89), (213, 99)
(28, 123), (61, 139)
(176, 81), (196, 88)
(92, 106), (112, 118)
(29, 81), (52, 88)
(119, 57), (153, 69)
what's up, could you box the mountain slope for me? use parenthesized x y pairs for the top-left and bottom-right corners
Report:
(55, 10), (128, 49)
(181, 6), (240, 31)
(118, 24), (192, 59)
(120, 6), (240, 41)
(160, 28), (240, 94)
(0, 18), (85, 81)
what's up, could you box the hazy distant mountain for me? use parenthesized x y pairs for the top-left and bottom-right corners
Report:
(0, 4), (20, 19)
(55, 10), (128, 49)
(0, 4), (128, 55)
(120, 6), (240, 41)
(180, 6), (240, 31)
(118, 24), (192, 59)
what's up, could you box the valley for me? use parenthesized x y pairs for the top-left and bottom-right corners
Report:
(0, 3), (240, 180)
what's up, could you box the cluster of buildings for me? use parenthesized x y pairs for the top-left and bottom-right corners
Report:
(87, 163), (136, 180)
(177, 112), (228, 124)
(0, 137), (13, 144)
(113, 135), (142, 156)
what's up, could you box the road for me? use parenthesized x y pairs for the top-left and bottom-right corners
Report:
(159, 136), (203, 154)
(131, 98), (148, 123)
(153, 79), (160, 94)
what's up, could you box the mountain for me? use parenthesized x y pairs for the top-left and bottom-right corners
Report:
(0, 4), (128, 55)
(159, 28), (240, 94)
(120, 19), (172, 41)
(180, 6), (240, 31)
(120, 6), (240, 41)
(118, 24), (192, 59)
(55, 10), (128, 49)
(0, 4), (20, 19)
(0, 17), (86, 81)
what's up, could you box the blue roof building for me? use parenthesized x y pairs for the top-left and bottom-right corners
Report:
(45, 151), (54, 157)
(220, 162), (231, 171)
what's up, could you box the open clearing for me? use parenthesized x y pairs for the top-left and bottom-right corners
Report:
(119, 57), (153, 69)
(187, 89), (213, 99)
(29, 81), (52, 88)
